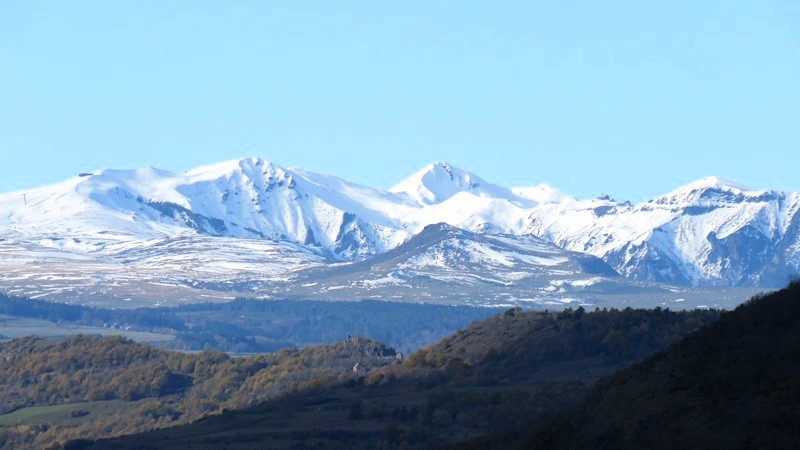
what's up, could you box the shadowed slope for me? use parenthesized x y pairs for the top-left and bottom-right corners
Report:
(532, 282), (800, 449)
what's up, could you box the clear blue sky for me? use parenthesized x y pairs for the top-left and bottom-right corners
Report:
(1, 1), (798, 202)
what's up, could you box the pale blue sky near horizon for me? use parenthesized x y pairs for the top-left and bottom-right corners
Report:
(1, 1), (798, 202)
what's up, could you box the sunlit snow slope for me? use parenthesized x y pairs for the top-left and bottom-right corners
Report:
(0, 157), (796, 306)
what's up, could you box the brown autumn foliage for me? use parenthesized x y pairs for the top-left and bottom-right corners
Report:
(49, 306), (719, 449)
(0, 335), (398, 449)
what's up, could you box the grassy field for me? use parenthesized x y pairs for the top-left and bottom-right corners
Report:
(0, 400), (148, 426)
(0, 314), (173, 343)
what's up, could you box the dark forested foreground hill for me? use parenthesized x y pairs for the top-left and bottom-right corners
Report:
(456, 282), (800, 450)
(56, 307), (720, 450)
(547, 281), (800, 450)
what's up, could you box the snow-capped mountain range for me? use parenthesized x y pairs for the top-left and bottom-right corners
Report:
(0, 157), (795, 306)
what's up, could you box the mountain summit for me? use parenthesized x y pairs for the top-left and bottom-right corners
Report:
(389, 162), (516, 205)
(0, 158), (797, 305)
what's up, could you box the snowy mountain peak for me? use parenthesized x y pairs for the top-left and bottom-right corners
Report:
(419, 221), (464, 235)
(185, 157), (289, 183)
(389, 162), (512, 205)
(90, 165), (173, 181)
(0, 159), (797, 293)
(688, 176), (752, 192)
(655, 176), (757, 206)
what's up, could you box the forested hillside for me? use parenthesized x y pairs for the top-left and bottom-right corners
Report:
(539, 282), (800, 449)
(67, 307), (719, 449)
(0, 292), (497, 353)
(450, 283), (800, 449)
(0, 335), (399, 449)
